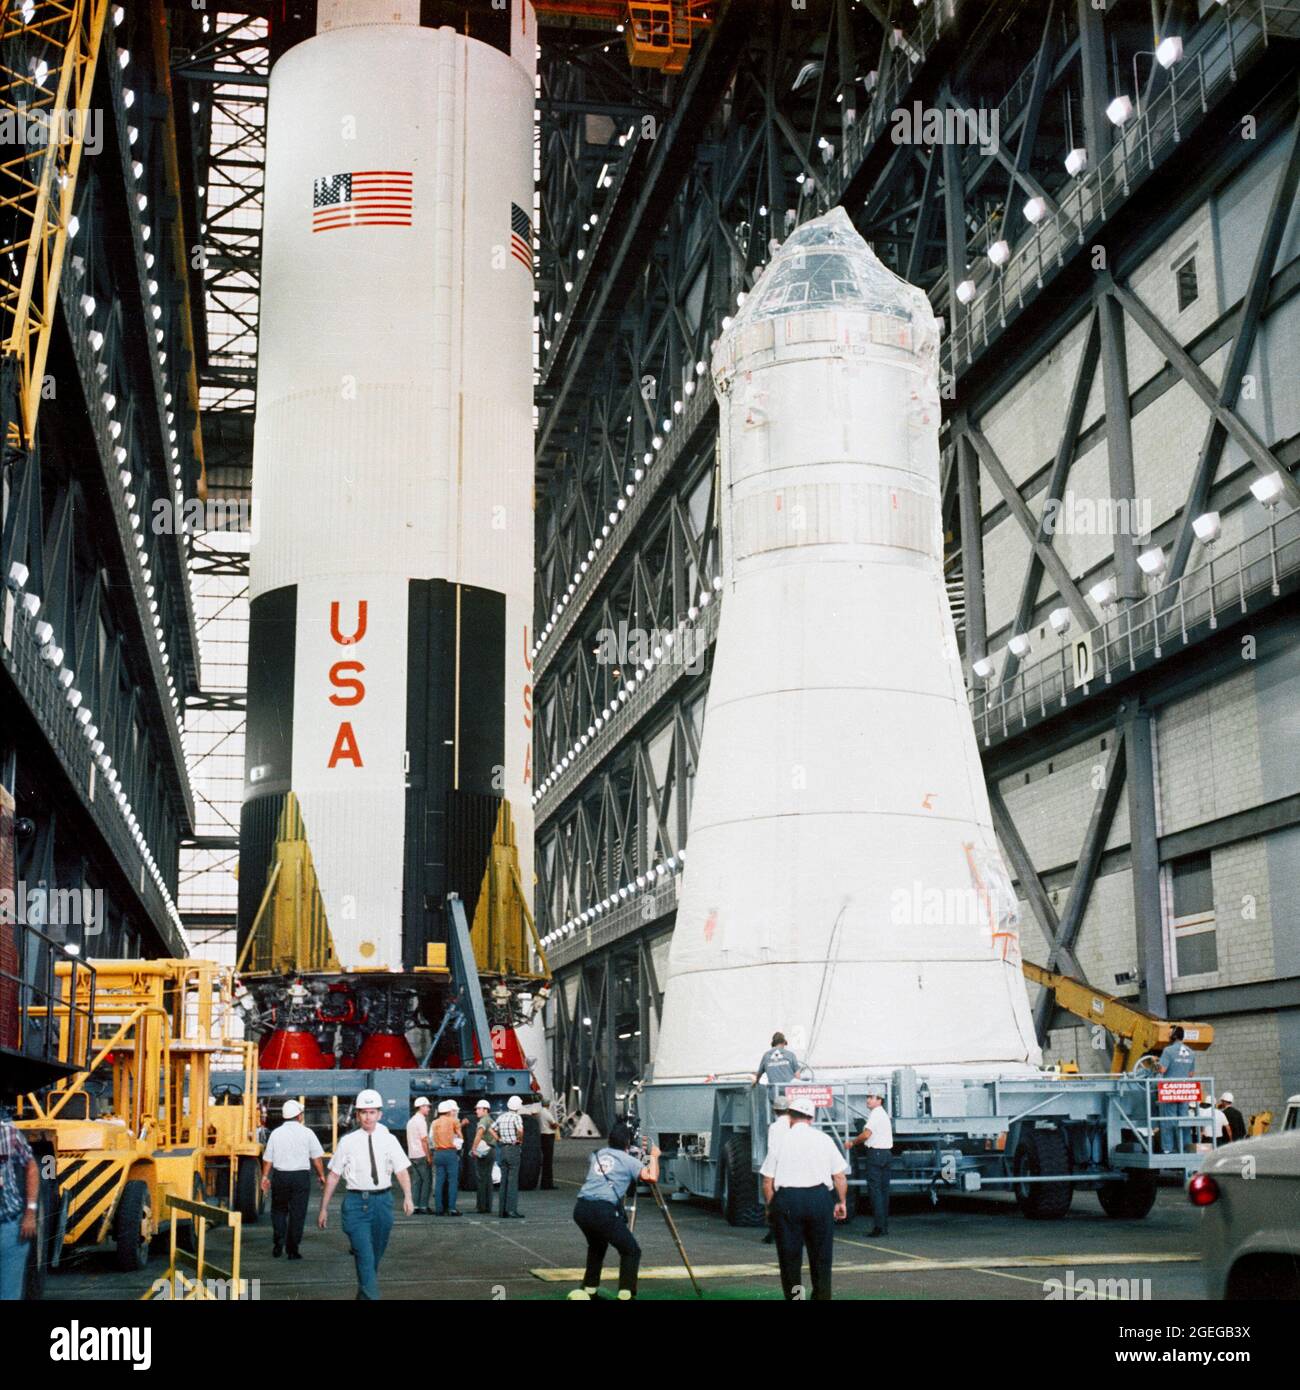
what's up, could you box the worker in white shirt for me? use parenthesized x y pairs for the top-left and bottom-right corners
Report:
(759, 1093), (848, 1300)
(536, 1098), (560, 1190)
(260, 1099), (325, 1259)
(761, 1091), (792, 1245)
(490, 1096), (526, 1218)
(318, 1089), (413, 1300)
(846, 1087), (893, 1237)
(405, 1097), (433, 1213)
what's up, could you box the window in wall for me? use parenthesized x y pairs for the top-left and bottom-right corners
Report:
(1169, 851), (1217, 976)
(1174, 253), (1198, 312)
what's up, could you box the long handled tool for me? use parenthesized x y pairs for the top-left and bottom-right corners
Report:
(627, 1174), (702, 1297)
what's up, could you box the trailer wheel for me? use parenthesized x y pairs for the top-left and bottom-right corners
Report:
(23, 1175), (54, 1299)
(721, 1135), (766, 1227)
(235, 1157), (261, 1223)
(114, 1180), (152, 1271)
(1097, 1144), (1158, 1219)
(1012, 1128), (1073, 1220)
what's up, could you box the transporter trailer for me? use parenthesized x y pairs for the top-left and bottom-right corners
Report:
(636, 1066), (1216, 1225)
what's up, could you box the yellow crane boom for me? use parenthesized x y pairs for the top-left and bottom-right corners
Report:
(1022, 959), (1214, 1073)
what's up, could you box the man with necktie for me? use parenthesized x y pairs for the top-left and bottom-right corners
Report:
(318, 1089), (413, 1299)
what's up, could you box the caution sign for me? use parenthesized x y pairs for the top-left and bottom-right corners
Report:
(1157, 1080), (1202, 1104)
(784, 1085), (833, 1110)
(1072, 630), (1094, 688)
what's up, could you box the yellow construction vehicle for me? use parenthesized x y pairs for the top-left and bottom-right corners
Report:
(17, 958), (262, 1282)
(1022, 960), (1214, 1072)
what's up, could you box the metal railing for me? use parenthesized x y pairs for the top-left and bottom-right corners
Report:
(0, 916), (96, 1082)
(945, 1), (1283, 377)
(970, 504), (1300, 747)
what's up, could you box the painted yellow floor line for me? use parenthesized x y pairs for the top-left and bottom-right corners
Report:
(531, 1250), (1199, 1282)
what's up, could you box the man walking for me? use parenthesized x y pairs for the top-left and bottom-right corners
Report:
(762, 1093), (791, 1245)
(261, 1099), (325, 1258)
(759, 1094), (848, 1300)
(0, 1111), (37, 1300)
(1156, 1026), (1196, 1153)
(471, 1100), (495, 1213)
(846, 1088), (893, 1236)
(405, 1097), (433, 1214)
(491, 1095), (526, 1219)
(431, 1100), (464, 1216)
(318, 1089), (413, 1300)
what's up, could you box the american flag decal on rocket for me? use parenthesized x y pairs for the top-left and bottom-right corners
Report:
(510, 201), (533, 271)
(312, 171), (413, 232)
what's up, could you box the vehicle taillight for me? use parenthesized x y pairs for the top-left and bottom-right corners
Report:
(1188, 1173), (1219, 1206)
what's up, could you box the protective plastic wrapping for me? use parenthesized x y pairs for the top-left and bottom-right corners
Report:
(650, 209), (1041, 1082)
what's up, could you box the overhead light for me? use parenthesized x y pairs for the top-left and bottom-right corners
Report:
(67, 214), (80, 238)
(1106, 95), (1134, 126)
(123, 87), (135, 108)
(988, 239), (1010, 267)
(972, 657), (994, 679)
(113, 4), (125, 24)
(1155, 35), (1184, 68)
(7, 560), (29, 589)
(1089, 576), (1118, 606)
(1065, 147), (1088, 176)
(956, 278), (976, 304)
(79, 293), (96, 317)
(33, 620), (53, 646)
(1137, 546), (1166, 577)
(1249, 472), (1283, 506)
(1023, 196), (1048, 224)
(21, 593), (40, 618)
(1049, 607), (1072, 635)
(1008, 633), (1032, 658)
(88, 330), (104, 351)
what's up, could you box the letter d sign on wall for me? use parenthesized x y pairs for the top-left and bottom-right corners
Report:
(1072, 631), (1094, 688)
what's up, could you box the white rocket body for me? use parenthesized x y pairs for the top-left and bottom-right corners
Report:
(651, 210), (1040, 1082)
(242, 4), (536, 974)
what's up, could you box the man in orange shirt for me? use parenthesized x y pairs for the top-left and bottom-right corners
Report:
(431, 1100), (465, 1216)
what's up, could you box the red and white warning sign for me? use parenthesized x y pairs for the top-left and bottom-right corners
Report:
(1157, 1080), (1202, 1104)
(784, 1086), (834, 1110)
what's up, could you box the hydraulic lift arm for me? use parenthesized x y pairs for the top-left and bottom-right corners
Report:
(1022, 960), (1214, 1073)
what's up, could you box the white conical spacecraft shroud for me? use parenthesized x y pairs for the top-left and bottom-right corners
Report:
(651, 209), (1041, 1083)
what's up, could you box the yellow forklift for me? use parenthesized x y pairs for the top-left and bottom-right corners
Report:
(17, 958), (262, 1275)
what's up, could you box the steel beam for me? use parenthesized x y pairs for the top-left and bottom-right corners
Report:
(1121, 702), (1167, 1019)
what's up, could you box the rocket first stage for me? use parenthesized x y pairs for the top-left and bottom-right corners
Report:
(237, 1), (541, 1069)
(651, 209), (1041, 1083)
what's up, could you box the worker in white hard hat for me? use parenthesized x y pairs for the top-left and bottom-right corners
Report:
(431, 1100), (466, 1215)
(260, 1099), (325, 1259)
(319, 1089), (413, 1300)
(761, 1090), (792, 1245)
(489, 1095), (526, 1218)
(406, 1098), (433, 1214)
(846, 1087), (894, 1237)
(759, 1092), (848, 1301)
(1217, 1091), (1246, 1143)
(471, 1100), (496, 1213)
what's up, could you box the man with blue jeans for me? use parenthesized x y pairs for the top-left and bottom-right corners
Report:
(0, 1114), (38, 1300)
(318, 1089), (413, 1300)
(431, 1100), (463, 1215)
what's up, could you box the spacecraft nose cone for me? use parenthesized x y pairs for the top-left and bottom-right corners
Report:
(714, 206), (934, 387)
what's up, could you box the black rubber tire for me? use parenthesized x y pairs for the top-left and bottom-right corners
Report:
(1012, 1128), (1073, 1220)
(721, 1134), (766, 1227)
(114, 1179), (152, 1271)
(236, 1156), (261, 1223)
(23, 1175), (54, 1299)
(518, 1115), (542, 1191)
(1098, 1144), (1158, 1218)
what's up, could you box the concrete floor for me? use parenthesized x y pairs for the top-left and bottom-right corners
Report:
(43, 1149), (1206, 1301)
